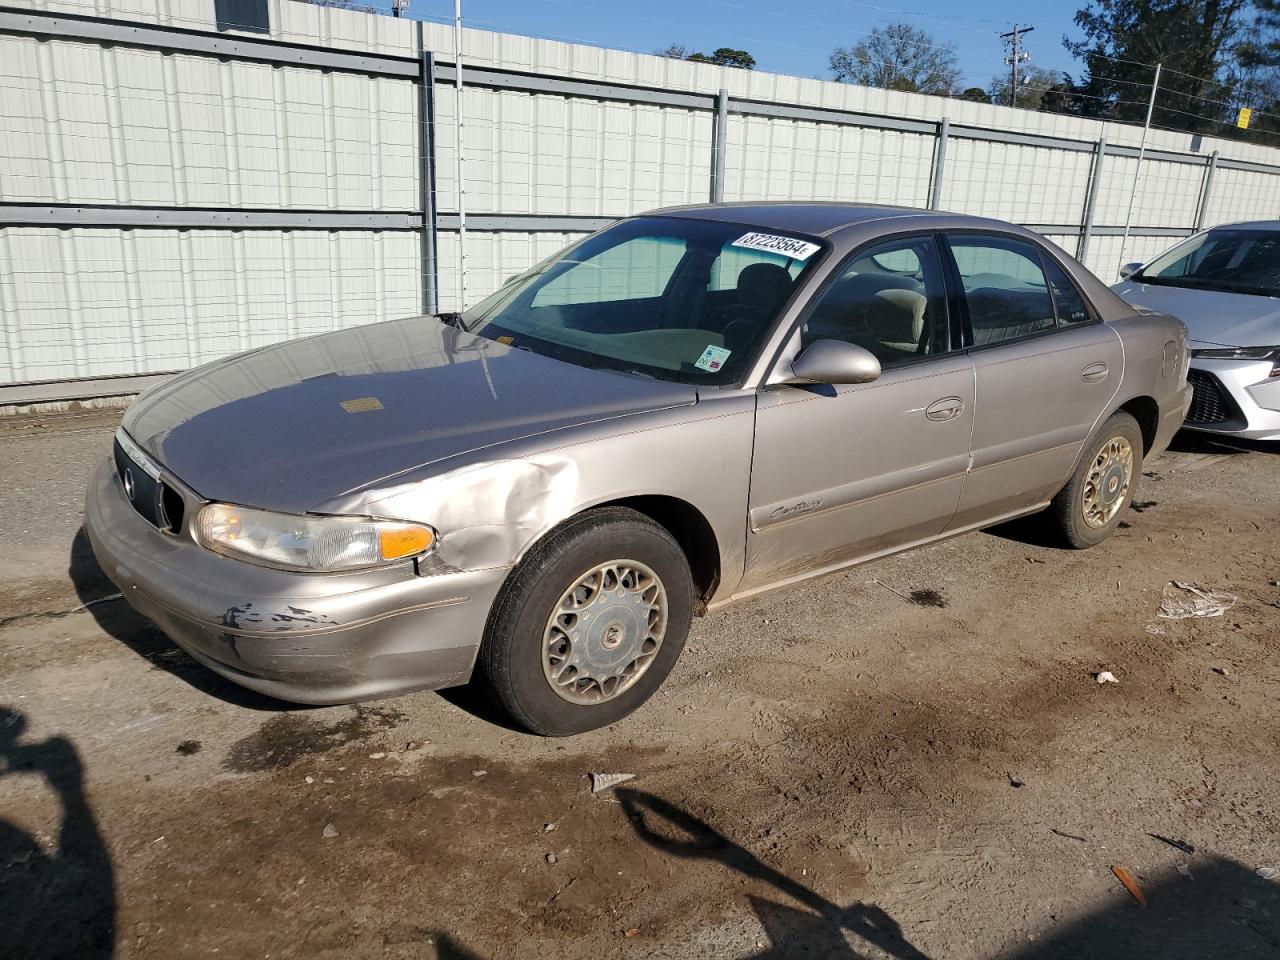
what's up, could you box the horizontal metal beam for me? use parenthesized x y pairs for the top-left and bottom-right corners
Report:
(0, 371), (176, 407)
(436, 213), (613, 232)
(433, 63), (714, 110)
(1087, 225), (1195, 237)
(950, 124), (1095, 153)
(727, 97), (935, 135)
(1102, 143), (1207, 166)
(0, 205), (616, 233)
(0, 7), (420, 77)
(0, 205), (420, 229)
(1216, 156), (1280, 175)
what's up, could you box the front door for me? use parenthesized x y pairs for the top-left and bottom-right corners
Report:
(943, 233), (1124, 530)
(740, 234), (975, 594)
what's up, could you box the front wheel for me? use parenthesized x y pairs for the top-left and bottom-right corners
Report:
(1049, 410), (1144, 549)
(477, 507), (693, 736)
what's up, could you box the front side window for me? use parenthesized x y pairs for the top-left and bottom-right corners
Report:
(949, 236), (1055, 346)
(800, 236), (950, 368)
(1138, 229), (1280, 297)
(463, 217), (826, 384)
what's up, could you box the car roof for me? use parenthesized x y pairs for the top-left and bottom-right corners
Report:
(648, 201), (1016, 238)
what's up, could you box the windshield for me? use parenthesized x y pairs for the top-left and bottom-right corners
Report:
(1138, 229), (1280, 297)
(460, 216), (827, 384)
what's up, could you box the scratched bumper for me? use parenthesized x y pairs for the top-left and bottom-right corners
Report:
(84, 456), (506, 705)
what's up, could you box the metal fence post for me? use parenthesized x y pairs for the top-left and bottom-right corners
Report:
(711, 88), (728, 203)
(1078, 136), (1106, 264)
(928, 117), (949, 209)
(1195, 150), (1219, 230)
(416, 26), (439, 315)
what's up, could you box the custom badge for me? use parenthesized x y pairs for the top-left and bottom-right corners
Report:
(694, 344), (732, 372)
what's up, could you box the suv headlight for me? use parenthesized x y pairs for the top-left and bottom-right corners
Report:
(195, 503), (435, 572)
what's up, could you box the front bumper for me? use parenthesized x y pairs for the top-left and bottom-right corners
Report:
(84, 457), (507, 705)
(1185, 358), (1280, 440)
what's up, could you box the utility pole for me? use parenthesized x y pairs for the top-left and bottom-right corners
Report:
(1001, 24), (1034, 107)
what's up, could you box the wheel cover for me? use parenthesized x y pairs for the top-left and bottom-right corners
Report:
(542, 559), (668, 705)
(1082, 436), (1134, 529)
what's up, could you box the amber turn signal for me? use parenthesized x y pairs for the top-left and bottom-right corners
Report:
(379, 525), (435, 560)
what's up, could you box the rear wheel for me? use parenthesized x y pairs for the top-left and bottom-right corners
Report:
(478, 507), (693, 736)
(1049, 411), (1143, 548)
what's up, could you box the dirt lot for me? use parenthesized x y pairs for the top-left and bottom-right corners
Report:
(1, 408), (1277, 960)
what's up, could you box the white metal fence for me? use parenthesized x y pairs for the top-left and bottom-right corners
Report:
(5, 0), (1280, 402)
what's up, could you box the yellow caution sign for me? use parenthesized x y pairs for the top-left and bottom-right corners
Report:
(1237, 107), (1252, 129)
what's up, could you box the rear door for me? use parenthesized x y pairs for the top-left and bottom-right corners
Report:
(943, 233), (1123, 530)
(741, 234), (976, 593)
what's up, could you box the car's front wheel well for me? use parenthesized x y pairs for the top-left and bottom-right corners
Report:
(1117, 396), (1159, 454)
(591, 495), (720, 609)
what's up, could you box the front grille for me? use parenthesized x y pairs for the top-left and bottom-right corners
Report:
(113, 438), (182, 532)
(1185, 369), (1237, 425)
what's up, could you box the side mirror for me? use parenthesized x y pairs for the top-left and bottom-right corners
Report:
(1118, 262), (1144, 281)
(788, 339), (881, 385)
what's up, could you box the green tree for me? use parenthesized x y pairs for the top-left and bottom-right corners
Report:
(655, 44), (756, 69)
(830, 23), (962, 96)
(1067, 0), (1252, 132)
(959, 86), (993, 103)
(987, 65), (1073, 109)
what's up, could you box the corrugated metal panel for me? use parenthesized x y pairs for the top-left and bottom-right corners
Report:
(722, 116), (933, 206)
(942, 140), (1094, 224)
(1079, 234), (1177, 280)
(434, 230), (586, 312)
(0, 34), (418, 210)
(1203, 166), (1280, 224)
(0, 227), (419, 382)
(1094, 156), (1204, 230)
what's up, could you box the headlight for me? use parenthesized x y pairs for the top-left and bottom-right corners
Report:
(195, 503), (435, 572)
(1191, 346), (1280, 360)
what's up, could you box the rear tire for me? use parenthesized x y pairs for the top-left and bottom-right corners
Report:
(477, 507), (693, 736)
(1049, 411), (1144, 549)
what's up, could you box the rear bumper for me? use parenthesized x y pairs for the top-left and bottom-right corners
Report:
(84, 456), (507, 705)
(1150, 383), (1193, 458)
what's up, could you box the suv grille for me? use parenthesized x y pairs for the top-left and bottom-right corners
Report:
(1185, 370), (1237, 425)
(113, 438), (184, 532)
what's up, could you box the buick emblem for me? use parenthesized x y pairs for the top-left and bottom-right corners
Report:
(123, 467), (136, 502)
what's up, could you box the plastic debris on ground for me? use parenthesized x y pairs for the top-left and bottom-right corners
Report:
(1095, 671), (1119, 684)
(1157, 581), (1237, 620)
(589, 772), (635, 793)
(1258, 866), (1280, 882)
(1111, 865), (1148, 907)
(322, 823), (339, 839)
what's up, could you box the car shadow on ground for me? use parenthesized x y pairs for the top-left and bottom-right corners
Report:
(1166, 429), (1279, 455)
(67, 528), (297, 712)
(0, 707), (115, 960)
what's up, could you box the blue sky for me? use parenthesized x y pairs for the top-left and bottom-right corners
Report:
(393, 0), (1088, 90)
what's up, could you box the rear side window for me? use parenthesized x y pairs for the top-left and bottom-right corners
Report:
(1042, 256), (1094, 327)
(949, 236), (1055, 346)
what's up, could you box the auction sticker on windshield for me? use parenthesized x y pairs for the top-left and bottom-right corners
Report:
(695, 344), (732, 372)
(730, 232), (821, 261)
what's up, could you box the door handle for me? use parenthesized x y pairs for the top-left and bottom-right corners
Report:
(1081, 361), (1109, 383)
(925, 397), (965, 422)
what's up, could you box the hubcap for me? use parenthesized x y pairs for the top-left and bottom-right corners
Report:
(542, 560), (668, 705)
(1082, 436), (1134, 529)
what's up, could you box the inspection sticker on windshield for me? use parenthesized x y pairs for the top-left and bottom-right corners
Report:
(695, 344), (732, 372)
(730, 232), (821, 261)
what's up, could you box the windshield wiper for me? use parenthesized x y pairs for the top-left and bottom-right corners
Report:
(434, 311), (470, 331)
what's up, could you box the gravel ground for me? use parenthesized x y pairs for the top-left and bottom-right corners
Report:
(1, 408), (1277, 960)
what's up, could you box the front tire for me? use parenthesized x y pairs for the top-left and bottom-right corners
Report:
(1049, 411), (1144, 549)
(477, 507), (693, 736)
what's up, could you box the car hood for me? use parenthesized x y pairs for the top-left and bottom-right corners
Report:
(1112, 281), (1280, 347)
(123, 317), (697, 513)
